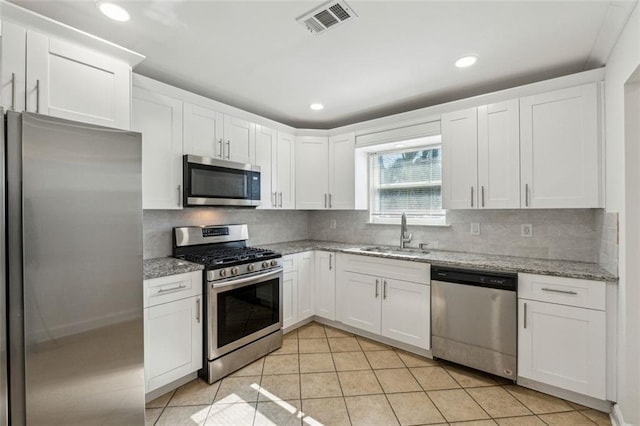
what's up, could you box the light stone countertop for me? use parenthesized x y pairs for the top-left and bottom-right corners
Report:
(144, 257), (204, 280)
(256, 240), (618, 282)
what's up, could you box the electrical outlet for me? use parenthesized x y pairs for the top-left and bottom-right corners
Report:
(521, 224), (533, 237)
(330, 219), (337, 229)
(470, 223), (480, 236)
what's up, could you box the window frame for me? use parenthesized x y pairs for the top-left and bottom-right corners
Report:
(368, 137), (446, 226)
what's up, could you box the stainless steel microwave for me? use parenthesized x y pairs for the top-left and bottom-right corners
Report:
(183, 155), (261, 207)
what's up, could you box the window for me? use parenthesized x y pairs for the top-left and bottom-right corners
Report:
(369, 142), (445, 225)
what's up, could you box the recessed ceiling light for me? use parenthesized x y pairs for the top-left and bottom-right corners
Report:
(455, 56), (478, 68)
(98, 2), (130, 22)
(309, 103), (324, 111)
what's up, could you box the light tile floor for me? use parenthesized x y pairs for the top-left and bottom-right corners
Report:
(146, 322), (612, 426)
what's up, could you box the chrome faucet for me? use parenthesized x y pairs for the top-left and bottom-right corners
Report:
(400, 212), (412, 248)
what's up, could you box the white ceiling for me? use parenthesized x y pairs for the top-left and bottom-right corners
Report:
(8, 0), (638, 129)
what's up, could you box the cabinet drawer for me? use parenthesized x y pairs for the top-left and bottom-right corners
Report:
(338, 253), (430, 285)
(144, 271), (202, 308)
(518, 273), (605, 311)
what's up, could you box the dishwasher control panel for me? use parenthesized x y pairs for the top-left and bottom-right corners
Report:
(431, 266), (517, 291)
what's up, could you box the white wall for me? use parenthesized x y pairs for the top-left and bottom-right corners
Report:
(604, 2), (640, 424)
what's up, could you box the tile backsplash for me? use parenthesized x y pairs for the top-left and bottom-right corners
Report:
(309, 209), (600, 263)
(143, 209), (309, 259)
(144, 208), (618, 269)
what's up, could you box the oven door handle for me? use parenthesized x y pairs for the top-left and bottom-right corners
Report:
(211, 268), (283, 290)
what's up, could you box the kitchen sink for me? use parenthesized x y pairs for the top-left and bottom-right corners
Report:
(358, 246), (429, 255)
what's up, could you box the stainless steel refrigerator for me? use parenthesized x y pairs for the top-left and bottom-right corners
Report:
(2, 110), (145, 425)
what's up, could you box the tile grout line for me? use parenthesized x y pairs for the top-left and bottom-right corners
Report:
(323, 324), (356, 426)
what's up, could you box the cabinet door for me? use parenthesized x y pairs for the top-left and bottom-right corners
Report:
(255, 125), (276, 209)
(282, 271), (298, 329)
(132, 86), (183, 210)
(0, 21), (26, 112)
(477, 100), (520, 209)
(275, 131), (296, 209)
(339, 272), (380, 334)
(296, 136), (329, 209)
(26, 32), (131, 129)
(520, 83), (601, 208)
(297, 251), (315, 321)
(144, 296), (203, 392)
(518, 299), (606, 399)
(381, 279), (430, 349)
(223, 115), (255, 164)
(329, 132), (355, 209)
(183, 103), (224, 159)
(442, 108), (478, 209)
(315, 251), (336, 321)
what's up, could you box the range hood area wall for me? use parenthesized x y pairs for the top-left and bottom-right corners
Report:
(143, 208), (618, 275)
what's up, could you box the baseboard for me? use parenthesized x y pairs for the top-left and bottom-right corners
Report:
(145, 372), (197, 403)
(610, 404), (627, 426)
(516, 377), (612, 413)
(311, 316), (431, 358)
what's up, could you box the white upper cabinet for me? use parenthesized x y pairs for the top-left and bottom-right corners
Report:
(296, 136), (330, 209)
(255, 128), (295, 209)
(520, 83), (602, 208)
(223, 115), (255, 164)
(442, 108), (478, 209)
(255, 125), (277, 208)
(183, 105), (255, 164)
(275, 131), (296, 209)
(183, 103), (223, 159)
(132, 86), (184, 210)
(296, 133), (355, 210)
(1, 21), (26, 112)
(329, 133), (356, 209)
(1, 20), (134, 129)
(477, 100), (521, 209)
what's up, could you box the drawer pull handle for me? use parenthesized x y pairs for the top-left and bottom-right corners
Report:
(541, 287), (578, 295)
(158, 284), (187, 293)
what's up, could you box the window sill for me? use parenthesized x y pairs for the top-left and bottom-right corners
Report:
(365, 221), (451, 228)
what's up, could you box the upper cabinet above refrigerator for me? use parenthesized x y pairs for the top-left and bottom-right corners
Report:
(0, 11), (144, 130)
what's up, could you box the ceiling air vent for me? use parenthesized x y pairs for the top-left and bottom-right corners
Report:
(296, 0), (358, 35)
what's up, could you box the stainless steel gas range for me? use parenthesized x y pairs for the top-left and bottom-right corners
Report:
(173, 224), (283, 384)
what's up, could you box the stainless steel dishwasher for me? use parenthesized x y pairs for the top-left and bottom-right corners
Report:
(431, 266), (517, 380)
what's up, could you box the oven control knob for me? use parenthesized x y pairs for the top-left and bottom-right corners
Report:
(248, 264), (256, 272)
(262, 261), (270, 268)
(219, 269), (228, 278)
(270, 260), (278, 267)
(231, 267), (239, 275)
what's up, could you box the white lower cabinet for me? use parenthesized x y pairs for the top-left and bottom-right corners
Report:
(144, 271), (203, 393)
(380, 278), (430, 348)
(297, 251), (315, 321)
(340, 272), (381, 334)
(282, 270), (298, 329)
(337, 254), (431, 349)
(518, 273), (607, 399)
(314, 251), (336, 321)
(282, 251), (317, 328)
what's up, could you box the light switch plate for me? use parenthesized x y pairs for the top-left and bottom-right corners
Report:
(330, 219), (337, 229)
(521, 224), (533, 237)
(470, 223), (480, 235)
